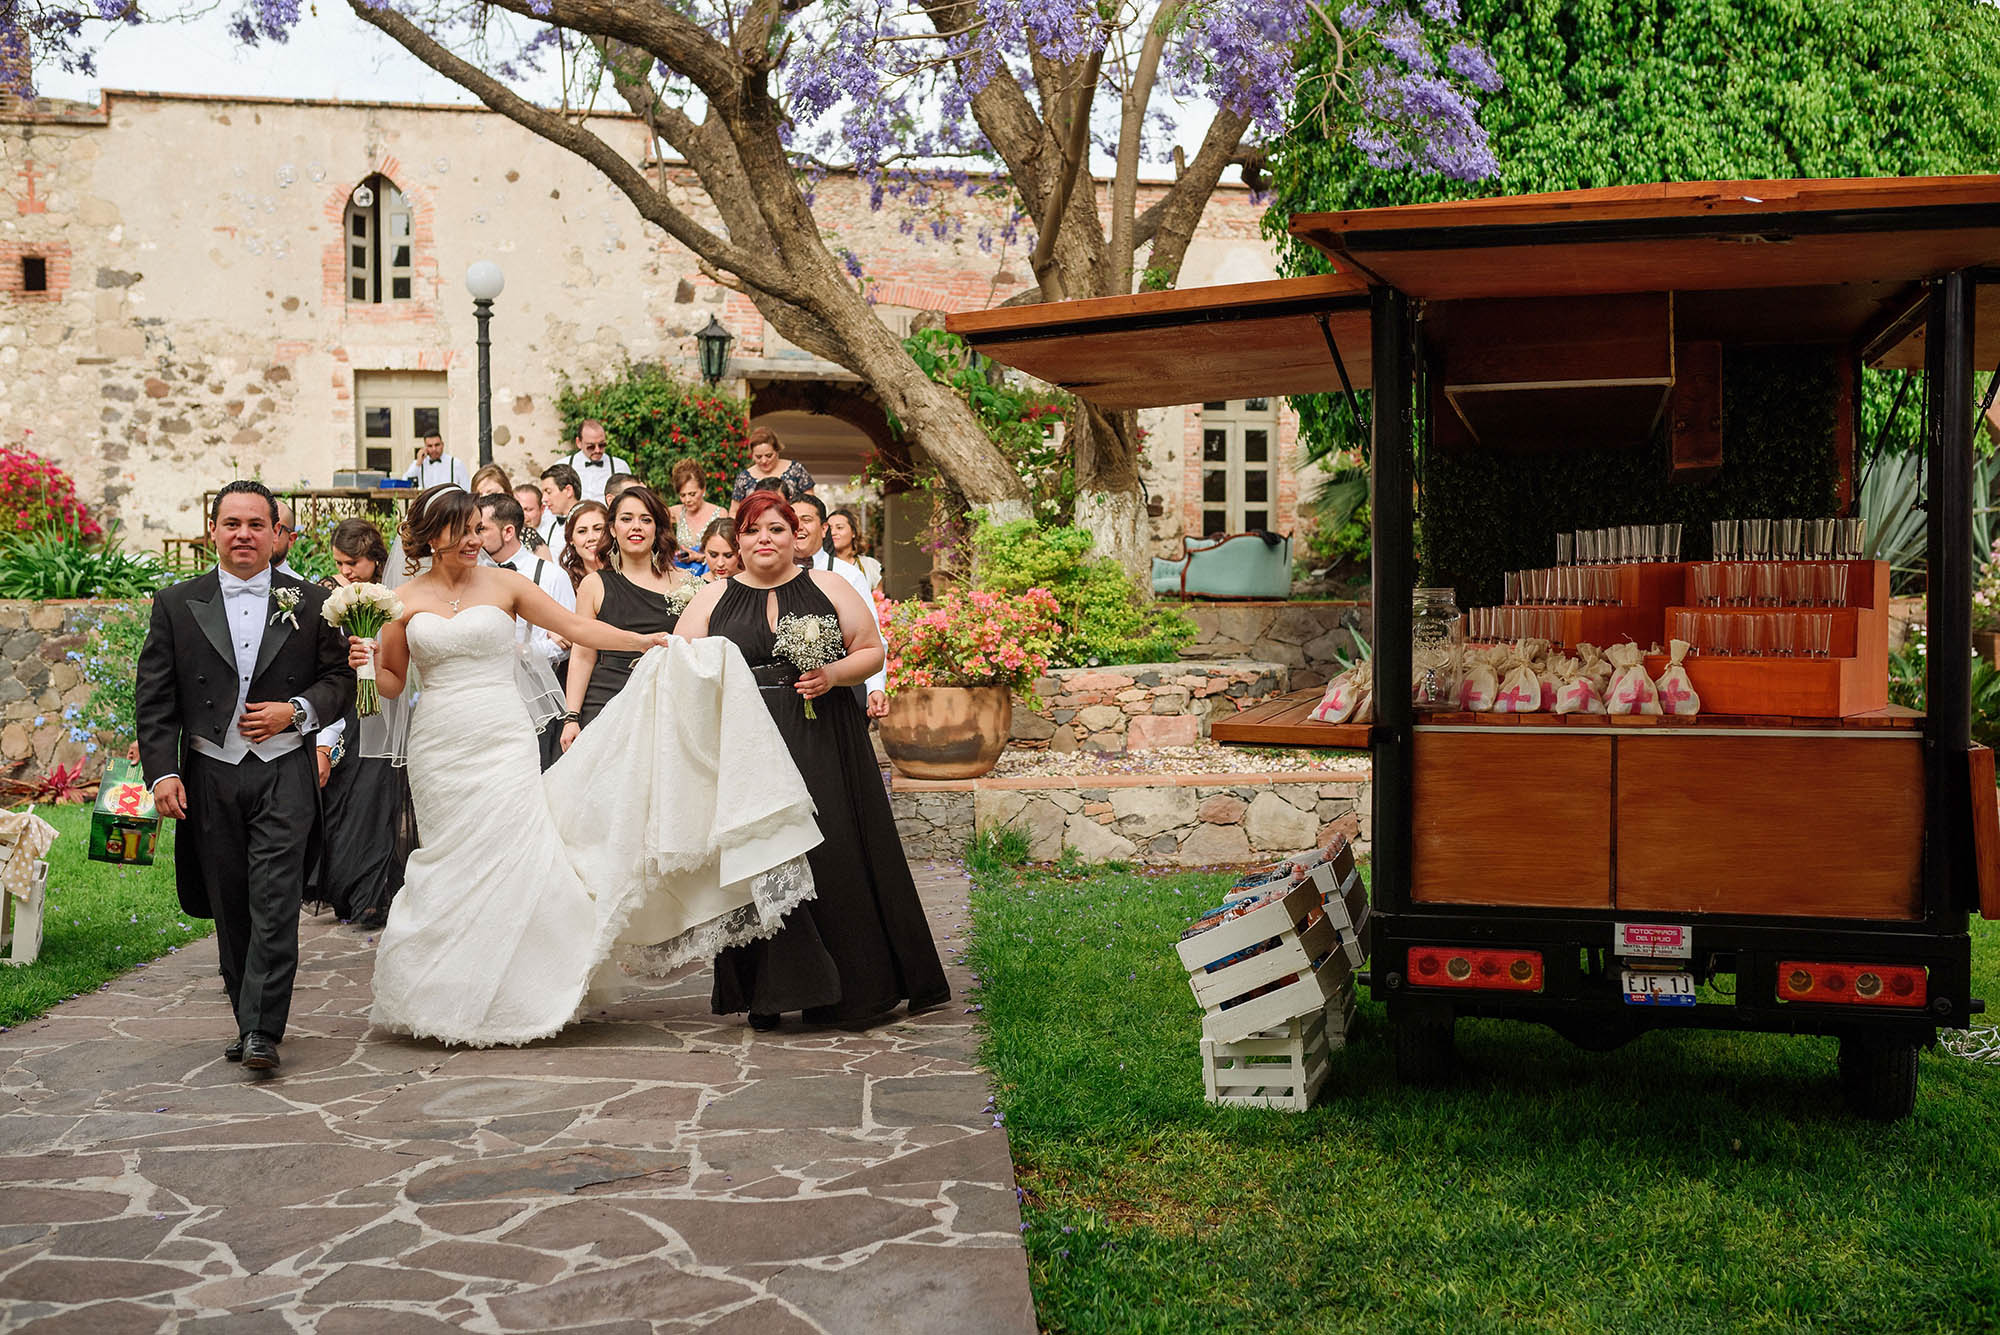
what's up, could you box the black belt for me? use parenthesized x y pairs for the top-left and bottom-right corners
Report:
(751, 662), (800, 691)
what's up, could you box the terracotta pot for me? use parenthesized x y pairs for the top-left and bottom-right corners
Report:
(879, 686), (1013, 780)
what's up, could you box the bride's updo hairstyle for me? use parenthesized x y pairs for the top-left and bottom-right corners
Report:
(401, 485), (481, 576)
(733, 489), (798, 540)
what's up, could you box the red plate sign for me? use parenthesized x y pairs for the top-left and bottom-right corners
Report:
(1614, 922), (1691, 960)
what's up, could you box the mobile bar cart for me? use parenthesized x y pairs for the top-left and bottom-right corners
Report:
(949, 176), (2000, 1120)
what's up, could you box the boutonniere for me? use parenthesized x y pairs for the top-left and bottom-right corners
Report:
(270, 587), (301, 629)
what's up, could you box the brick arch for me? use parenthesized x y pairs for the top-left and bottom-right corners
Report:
(748, 378), (917, 490)
(319, 159), (440, 319)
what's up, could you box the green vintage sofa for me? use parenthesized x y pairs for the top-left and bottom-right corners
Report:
(1151, 532), (1292, 600)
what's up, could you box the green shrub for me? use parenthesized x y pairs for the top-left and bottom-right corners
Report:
(903, 329), (1075, 526)
(0, 521), (174, 600)
(555, 362), (751, 505)
(966, 825), (1032, 877)
(971, 517), (1196, 668)
(77, 601), (152, 746)
(1891, 627), (2000, 748)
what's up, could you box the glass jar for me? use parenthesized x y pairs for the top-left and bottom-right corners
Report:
(1412, 586), (1464, 711)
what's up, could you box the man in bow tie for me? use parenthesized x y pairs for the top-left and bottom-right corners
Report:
(564, 419), (631, 504)
(136, 481), (355, 1075)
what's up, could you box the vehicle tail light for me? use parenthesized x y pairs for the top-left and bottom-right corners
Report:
(1776, 960), (1927, 1008)
(1408, 946), (1543, 992)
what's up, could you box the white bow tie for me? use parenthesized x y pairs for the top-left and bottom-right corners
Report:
(220, 571), (271, 599)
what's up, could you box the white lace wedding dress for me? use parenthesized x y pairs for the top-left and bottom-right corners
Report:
(368, 605), (820, 1047)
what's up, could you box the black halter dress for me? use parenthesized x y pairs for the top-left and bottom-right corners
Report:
(705, 572), (950, 1023)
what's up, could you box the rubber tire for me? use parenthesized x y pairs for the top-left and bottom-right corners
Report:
(1392, 1009), (1456, 1088)
(1838, 1034), (1919, 1122)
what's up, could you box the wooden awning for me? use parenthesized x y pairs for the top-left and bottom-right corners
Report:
(945, 274), (1373, 409)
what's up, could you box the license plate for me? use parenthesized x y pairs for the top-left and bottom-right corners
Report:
(1622, 970), (1697, 1006)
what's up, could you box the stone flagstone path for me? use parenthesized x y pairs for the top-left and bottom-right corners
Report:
(0, 862), (1037, 1334)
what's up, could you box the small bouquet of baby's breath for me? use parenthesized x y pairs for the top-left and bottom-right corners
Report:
(322, 582), (403, 716)
(772, 612), (846, 720)
(662, 576), (706, 620)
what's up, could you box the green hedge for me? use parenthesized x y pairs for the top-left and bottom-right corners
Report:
(1421, 347), (1840, 605)
(554, 362), (751, 504)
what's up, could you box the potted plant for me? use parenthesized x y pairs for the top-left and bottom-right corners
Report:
(877, 586), (1060, 779)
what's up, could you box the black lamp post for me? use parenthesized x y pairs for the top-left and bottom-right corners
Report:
(696, 314), (734, 386)
(465, 261), (506, 466)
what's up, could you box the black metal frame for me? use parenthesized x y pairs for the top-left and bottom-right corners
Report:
(1366, 270), (1983, 1049)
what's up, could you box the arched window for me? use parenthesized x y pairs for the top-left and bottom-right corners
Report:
(344, 175), (415, 303)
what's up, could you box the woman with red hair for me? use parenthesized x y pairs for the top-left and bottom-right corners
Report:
(676, 491), (950, 1029)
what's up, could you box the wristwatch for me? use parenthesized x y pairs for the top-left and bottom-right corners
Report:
(288, 697), (310, 733)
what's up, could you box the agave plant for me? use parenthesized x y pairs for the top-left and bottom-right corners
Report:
(1857, 449), (2000, 592)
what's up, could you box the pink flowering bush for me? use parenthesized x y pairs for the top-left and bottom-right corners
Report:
(1976, 542), (2000, 630)
(0, 446), (101, 541)
(882, 587), (1061, 700)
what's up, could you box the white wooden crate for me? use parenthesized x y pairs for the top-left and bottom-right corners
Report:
(1200, 984), (1357, 1111)
(1302, 859), (1370, 970)
(1177, 880), (1355, 1045)
(1, 860), (47, 968)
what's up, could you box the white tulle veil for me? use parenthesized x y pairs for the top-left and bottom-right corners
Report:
(357, 503), (567, 763)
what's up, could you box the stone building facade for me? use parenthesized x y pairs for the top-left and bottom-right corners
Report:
(0, 89), (1311, 584)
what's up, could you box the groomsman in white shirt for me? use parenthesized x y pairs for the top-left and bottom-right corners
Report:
(794, 494), (887, 718)
(403, 433), (471, 491)
(538, 463), (581, 543)
(270, 500), (302, 579)
(564, 420), (630, 503)
(514, 483), (562, 560)
(477, 492), (575, 769)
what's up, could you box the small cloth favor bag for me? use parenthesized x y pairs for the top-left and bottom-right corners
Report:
(1458, 645), (1505, 711)
(1656, 639), (1701, 716)
(1604, 642), (1662, 716)
(1311, 661), (1373, 724)
(1492, 645), (1542, 714)
(1552, 656), (1605, 714)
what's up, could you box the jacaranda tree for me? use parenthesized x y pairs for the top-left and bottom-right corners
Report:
(9, 0), (1498, 569)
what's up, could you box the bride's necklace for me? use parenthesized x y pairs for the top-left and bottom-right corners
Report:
(437, 575), (474, 614)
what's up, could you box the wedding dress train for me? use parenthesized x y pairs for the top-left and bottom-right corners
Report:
(368, 605), (819, 1046)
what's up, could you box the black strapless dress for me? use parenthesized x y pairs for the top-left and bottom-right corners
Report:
(579, 567), (681, 727)
(706, 573), (950, 1023)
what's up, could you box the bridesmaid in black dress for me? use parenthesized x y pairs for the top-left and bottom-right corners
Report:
(313, 519), (415, 930)
(676, 492), (950, 1028)
(560, 486), (696, 747)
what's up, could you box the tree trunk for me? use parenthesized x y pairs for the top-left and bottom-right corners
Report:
(1069, 405), (1149, 576)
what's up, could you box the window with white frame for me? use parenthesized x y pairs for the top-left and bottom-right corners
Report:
(1198, 398), (1277, 535)
(344, 175), (415, 304)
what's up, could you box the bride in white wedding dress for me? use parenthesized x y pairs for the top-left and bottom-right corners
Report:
(351, 486), (820, 1046)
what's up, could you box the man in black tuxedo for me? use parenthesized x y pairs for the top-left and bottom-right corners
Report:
(136, 481), (354, 1074)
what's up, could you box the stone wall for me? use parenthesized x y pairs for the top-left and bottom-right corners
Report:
(1, 90), (1297, 558)
(0, 600), (111, 782)
(891, 771), (1372, 867)
(1177, 601), (1373, 690)
(1010, 661), (1289, 752)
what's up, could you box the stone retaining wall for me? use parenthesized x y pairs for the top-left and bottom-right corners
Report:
(892, 771), (1373, 867)
(0, 600), (116, 781)
(1179, 600), (1372, 690)
(1010, 661), (1289, 753)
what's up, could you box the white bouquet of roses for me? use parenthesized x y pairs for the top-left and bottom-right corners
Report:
(662, 576), (707, 619)
(772, 612), (846, 720)
(322, 583), (403, 716)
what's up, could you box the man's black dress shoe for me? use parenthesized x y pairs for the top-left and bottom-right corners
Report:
(224, 1036), (245, 1063)
(747, 1012), (781, 1032)
(241, 1033), (280, 1071)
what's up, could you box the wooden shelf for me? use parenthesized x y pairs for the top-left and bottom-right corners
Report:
(1209, 689), (1372, 749)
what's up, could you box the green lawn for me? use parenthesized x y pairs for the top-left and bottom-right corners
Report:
(969, 862), (2000, 1335)
(2, 803), (208, 1026)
